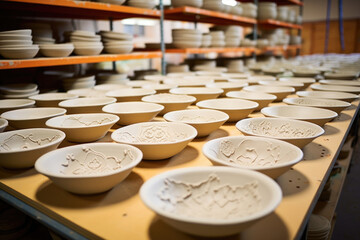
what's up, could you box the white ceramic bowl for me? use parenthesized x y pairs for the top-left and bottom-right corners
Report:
(203, 136), (303, 178)
(0, 118), (8, 132)
(102, 102), (164, 125)
(205, 82), (248, 96)
(236, 117), (325, 148)
(35, 142), (142, 194)
(296, 91), (359, 103)
(170, 87), (223, 103)
(140, 166), (282, 237)
(293, 69), (320, 77)
(93, 84), (130, 91)
(279, 77), (316, 88)
(0, 99), (35, 114)
(111, 122), (197, 160)
(226, 91), (277, 111)
(59, 97), (116, 114)
(310, 84), (360, 94)
(259, 81), (304, 91)
(1, 107), (66, 129)
(243, 85), (295, 101)
(106, 88), (156, 102)
(163, 109), (229, 137)
(0, 83), (38, 95)
(319, 80), (360, 87)
(261, 106), (338, 126)
(283, 97), (351, 114)
(29, 93), (78, 107)
(67, 88), (107, 98)
(0, 128), (65, 169)
(46, 113), (119, 142)
(196, 98), (258, 122)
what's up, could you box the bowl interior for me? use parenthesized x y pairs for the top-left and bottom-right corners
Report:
(103, 102), (164, 114)
(164, 109), (229, 123)
(46, 113), (119, 128)
(59, 97), (115, 107)
(1, 107), (66, 120)
(262, 106), (337, 119)
(197, 98), (259, 110)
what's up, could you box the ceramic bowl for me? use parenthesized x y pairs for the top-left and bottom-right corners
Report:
(261, 106), (338, 126)
(0, 128), (65, 169)
(203, 136), (303, 179)
(67, 88), (107, 98)
(283, 97), (351, 114)
(0, 45), (39, 59)
(0, 83), (37, 95)
(46, 113), (119, 143)
(296, 91), (359, 103)
(39, 43), (74, 57)
(58, 97), (116, 114)
(324, 72), (358, 80)
(35, 142), (142, 194)
(164, 78), (213, 87)
(196, 98), (258, 122)
(0, 118), (8, 132)
(93, 84), (130, 91)
(293, 69), (320, 77)
(102, 102), (164, 125)
(279, 77), (316, 88)
(142, 84), (177, 94)
(163, 109), (229, 137)
(141, 93), (196, 115)
(226, 91), (277, 111)
(169, 87), (223, 103)
(259, 81), (304, 91)
(106, 89), (156, 102)
(236, 117), (325, 148)
(29, 93), (78, 107)
(205, 82), (248, 96)
(243, 85), (295, 101)
(1, 107), (66, 129)
(111, 122), (197, 160)
(319, 80), (360, 87)
(310, 84), (360, 94)
(0, 99), (35, 114)
(73, 46), (103, 56)
(140, 166), (282, 237)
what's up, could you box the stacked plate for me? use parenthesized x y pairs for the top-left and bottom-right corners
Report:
(258, 2), (277, 20)
(97, 72), (129, 85)
(224, 59), (245, 73)
(99, 31), (133, 54)
(0, 83), (39, 99)
(201, 34), (212, 48)
(0, 29), (39, 59)
(210, 31), (225, 47)
(67, 30), (103, 56)
(172, 29), (202, 49)
(62, 75), (96, 91)
(307, 214), (331, 240)
(39, 43), (74, 57)
(126, 0), (157, 9)
(214, 26), (242, 47)
(171, 0), (202, 8)
(202, 0), (224, 12)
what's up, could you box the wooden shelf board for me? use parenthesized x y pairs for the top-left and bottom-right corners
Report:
(0, 52), (162, 70)
(164, 6), (256, 26)
(0, 0), (160, 20)
(258, 19), (303, 29)
(238, 0), (303, 6)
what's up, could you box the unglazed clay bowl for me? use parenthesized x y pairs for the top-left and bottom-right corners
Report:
(106, 88), (156, 102)
(0, 128), (65, 169)
(292, 69), (320, 77)
(236, 117), (325, 148)
(142, 83), (177, 94)
(203, 136), (303, 179)
(46, 113), (119, 143)
(226, 91), (277, 111)
(163, 109), (229, 138)
(279, 77), (316, 88)
(93, 84), (130, 91)
(283, 97), (351, 114)
(141, 93), (196, 115)
(205, 82), (248, 97)
(164, 78), (214, 87)
(29, 93), (78, 107)
(0, 99), (35, 114)
(140, 166), (282, 237)
(102, 102), (164, 125)
(0, 83), (38, 95)
(243, 85), (295, 101)
(296, 91), (359, 103)
(111, 122), (197, 160)
(196, 98), (258, 122)
(259, 81), (304, 91)
(58, 97), (116, 114)
(319, 80), (360, 87)
(67, 88), (107, 98)
(310, 84), (360, 94)
(1, 107), (66, 129)
(261, 106), (338, 126)
(170, 87), (223, 103)
(35, 143), (142, 194)
(0, 119), (8, 132)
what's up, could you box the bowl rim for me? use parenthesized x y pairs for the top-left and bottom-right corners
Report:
(261, 105), (338, 120)
(169, 87), (224, 95)
(0, 107), (66, 121)
(141, 94), (196, 104)
(29, 93), (79, 101)
(310, 84), (360, 92)
(283, 97), (351, 108)
(58, 97), (116, 108)
(102, 102), (164, 114)
(243, 85), (295, 93)
(196, 98), (259, 110)
(106, 88), (156, 97)
(296, 90), (359, 100)
(163, 109), (230, 124)
(46, 113), (120, 129)
(226, 91), (277, 100)
(0, 99), (35, 109)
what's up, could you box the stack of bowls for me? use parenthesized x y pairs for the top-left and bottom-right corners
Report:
(0, 83), (39, 99)
(213, 26), (242, 47)
(242, 3), (257, 18)
(277, 6), (288, 22)
(126, 0), (157, 9)
(225, 59), (245, 73)
(26, 23), (56, 44)
(99, 31), (133, 54)
(167, 64), (190, 73)
(96, 72), (129, 85)
(171, 0), (202, 8)
(33, 36), (56, 45)
(258, 2), (277, 20)
(67, 30), (103, 56)
(39, 43), (74, 57)
(61, 75), (96, 91)
(287, 9), (296, 23)
(230, 3), (243, 16)
(172, 29), (202, 49)
(210, 31), (225, 47)
(202, 0), (224, 12)
(201, 34), (212, 48)
(0, 29), (39, 59)
(307, 215), (331, 240)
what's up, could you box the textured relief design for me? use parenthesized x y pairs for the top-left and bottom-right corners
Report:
(61, 146), (134, 175)
(0, 134), (60, 151)
(158, 173), (261, 219)
(149, 93), (192, 102)
(294, 98), (341, 107)
(218, 139), (283, 167)
(62, 116), (112, 127)
(179, 115), (217, 123)
(116, 125), (188, 143)
(246, 120), (317, 138)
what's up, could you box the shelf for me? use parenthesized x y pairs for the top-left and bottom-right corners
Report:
(165, 47), (257, 54)
(164, 6), (256, 26)
(238, 0), (303, 6)
(0, 0), (160, 20)
(0, 52), (162, 70)
(258, 19), (303, 29)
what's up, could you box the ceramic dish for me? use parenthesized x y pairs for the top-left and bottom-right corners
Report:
(319, 80), (360, 87)
(205, 82), (248, 96)
(0, 118), (8, 132)
(292, 69), (320, 77)
(58, 97), (116, 114)
(296, 91), (359, 103)
(279, 77), (316, 88)
(243, 85), (295, 101)
(142, 84), (177, 94)
(236, 117), (325, 148)
(0, 99), (35, 114)
(111, 122), (197, 160)
(261, 106), (338, 126)
(67, 88), (107, 98)
(169, 87), (223, 103)
(163, 109), (229, 137)
(106, 89), (156, 102)
(310, 84), (360, 94)
(1, 107), (66, 129)
(35, 142), (142, 194)
(140, 166), (282, 237)
(29, 93), (78, 107)
(324, 72), (358, 80)
(226, 91), (277, 111)
(283, 97), (351, 114)
(102, 102), (164, 125)
(93, 84), (130, 91)
(196, 98), (258, 122)
(0, 128), (65, 169)
(164, 78), (214, 87)
(0, 83), (38, 95)
(259, 81), (305, 91)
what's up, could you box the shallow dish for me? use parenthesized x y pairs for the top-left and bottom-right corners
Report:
(164, 78), (213, 87)
(310, 84), (360, 94)
(236, 117), (325, 148)
(35, 142), (142, 194)
(106, 88), (155, 102)
(59, 97), (116, 114)
(279, 77), (316, 88)
(293, 69), (320, 77)
(0, 128), (65, 169)
(29, 93), (78, 107)
(102, 102), (164, 125)
(164, 109), (229, 137)
(205, 82), (248, 96)
(196, 98), (258, 122)
(283, 97), (351, 114)
(0, 83), (38, 95)
(169, 87), (223, 103)
(319, 80), (360, 87)
(67, 88), (107, 98)
(261, 106), (338, 126)
(111, 122), (197, 160)
(1, 107), (66, 129)
(296, 91), (359, 103)
(140, 166), (282, 237)
(243, 85), (295, 101)
(93, 84), (130, 91)
(142, 83), (177, 94)
(324, 72), (358, 80)
(0, 119), (8, 132)
(0, 99), (35, 114)
(259, 81), (304, 91)
(226, 91), (276, 111)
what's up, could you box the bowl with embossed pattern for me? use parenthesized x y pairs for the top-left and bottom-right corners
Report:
(236, 117), (325, 148)
(46, 113), (119, 143)
(203, 136), (303, 178)
(35, 142), (142, 194)
(0, 128), (65, 169)
(283, 97), (351, 114)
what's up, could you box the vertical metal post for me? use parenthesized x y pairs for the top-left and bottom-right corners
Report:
(296, 0), (304, 56)
(252, 0), (258, 60)
(159, 0), (166, 75)
(109, 18), (116, 71)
